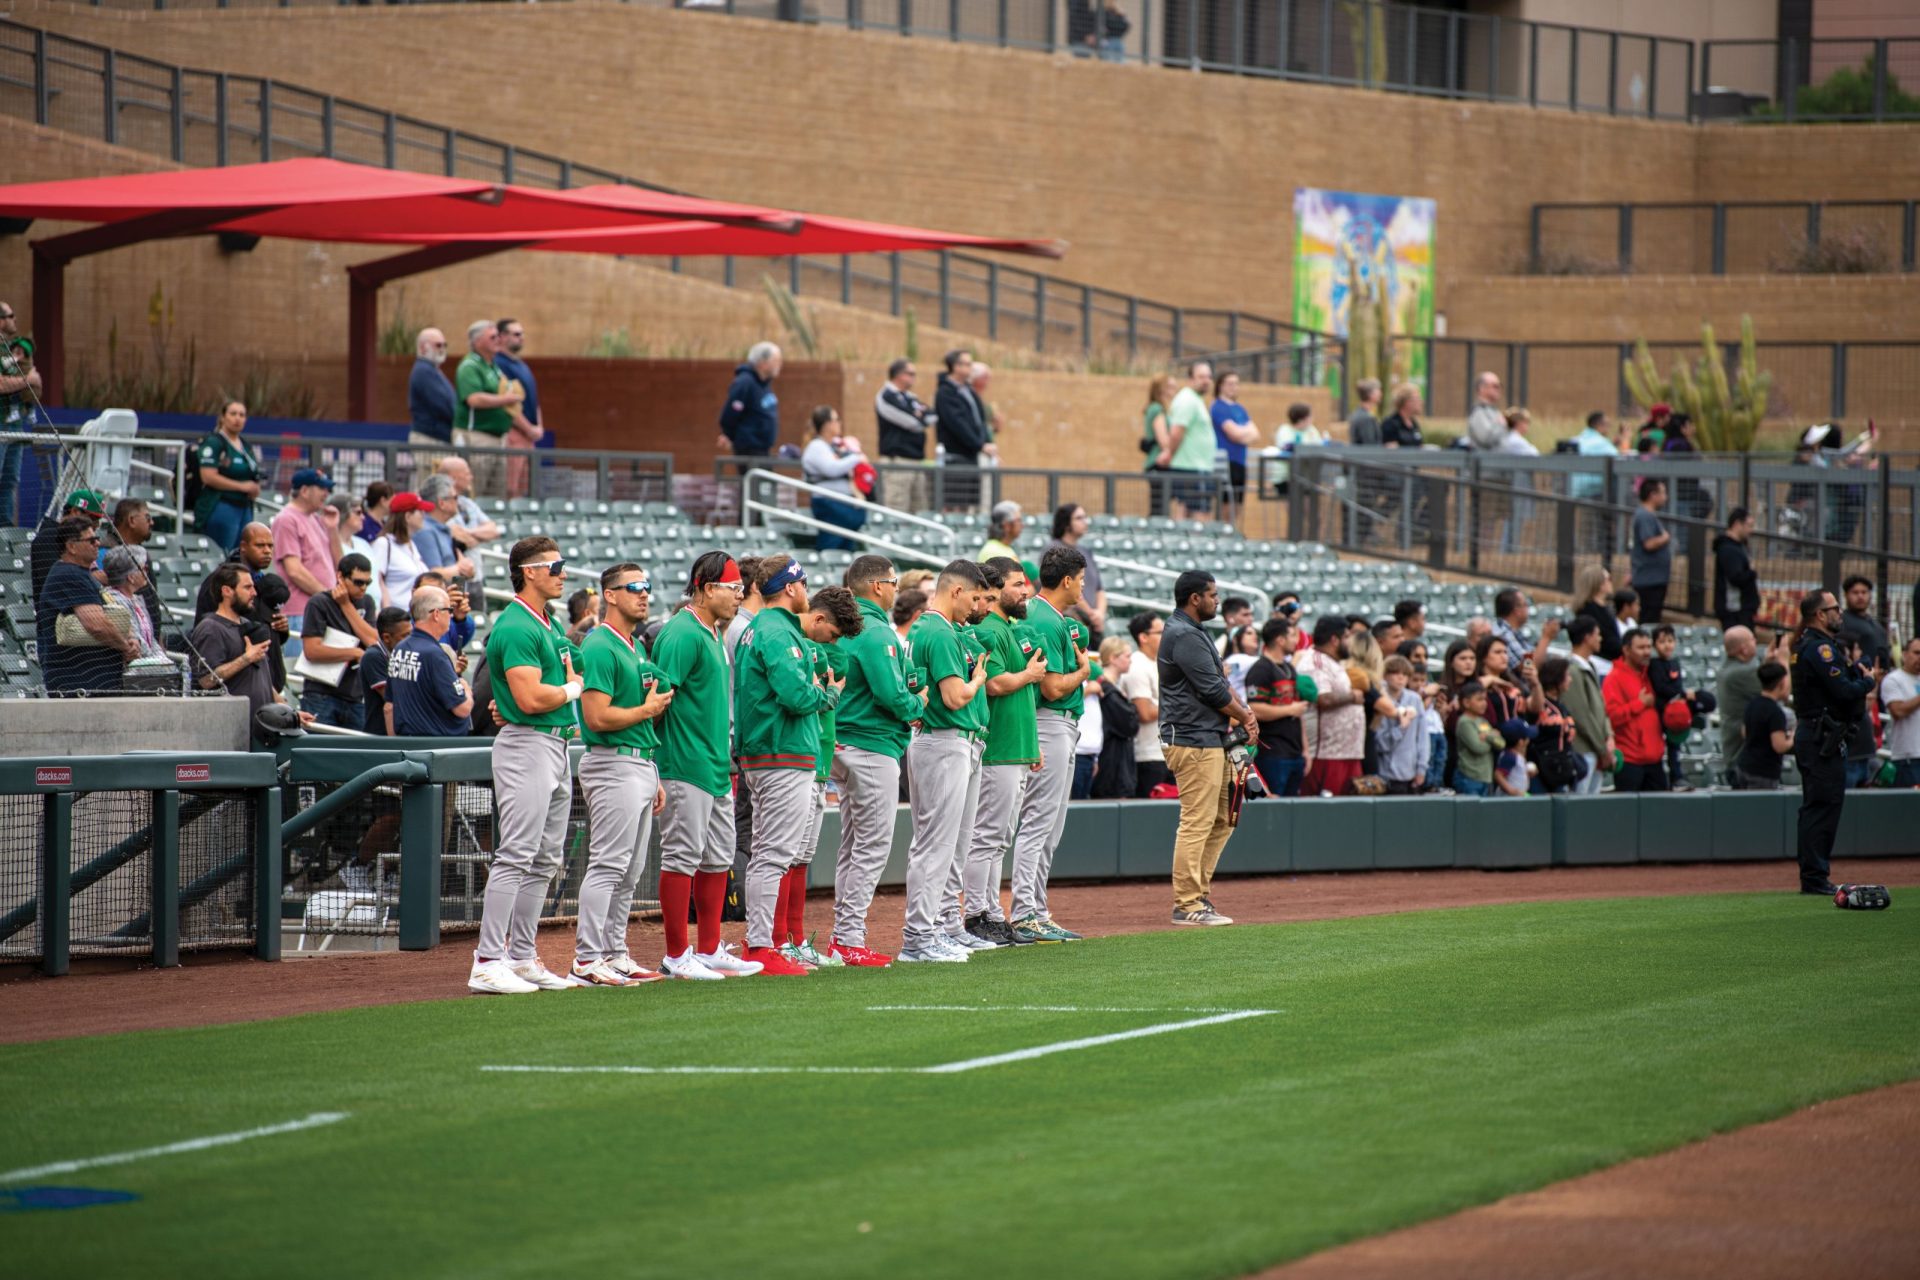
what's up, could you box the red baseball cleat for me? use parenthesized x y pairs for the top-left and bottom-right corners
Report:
(743, 946), (811, 976)
(829, 940), (894, 968)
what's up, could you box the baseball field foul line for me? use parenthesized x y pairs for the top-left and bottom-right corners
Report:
(480, 1009), (1274, 1077)
(0, 1112), (352, 1184)
(864, 1004), (1280, 1014)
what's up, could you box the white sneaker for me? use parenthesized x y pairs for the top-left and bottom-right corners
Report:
(567, 960), (634, 988)
(468, 959), (539, 995)
(661, 948), (724, 981)
(946, 928), (998, 951)
(509, 959), (572, 991)
(694, 943), (765, 977)
(898, 939), (968, 963)
(793, 936), (843, 968)
(607, 953), (665, 983)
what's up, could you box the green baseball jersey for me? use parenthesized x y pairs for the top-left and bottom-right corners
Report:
(1027, 595), (1086, 718)
(652, 607), (733, 796)
(834, 596), (924, 759)
(579, 624), (667, 754)
(957, 621), (990, 734)
(485, 596), (576, 729)
(909, 609), (981, 734)
(977, 611), (1041, 766)
(732, 605), (836, 772)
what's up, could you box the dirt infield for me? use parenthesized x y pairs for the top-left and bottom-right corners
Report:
(1260, 1079), (1920, 1280)
(4, 856), (1913, 1045)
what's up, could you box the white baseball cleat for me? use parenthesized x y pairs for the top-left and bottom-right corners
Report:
(694, 943), (765, 977)
(567, 960), (634, 988)
(509, 959), (573, 991)
(661, 948), (725, 980)
(469, 959), (540, 995)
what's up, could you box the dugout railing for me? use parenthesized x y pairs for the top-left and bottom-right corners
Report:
(0, 750), (281, 975)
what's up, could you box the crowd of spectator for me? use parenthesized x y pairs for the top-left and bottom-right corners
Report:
(407, 319), (545, 499)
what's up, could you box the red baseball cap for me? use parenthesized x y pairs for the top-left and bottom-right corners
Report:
(389, 491), (429, 514)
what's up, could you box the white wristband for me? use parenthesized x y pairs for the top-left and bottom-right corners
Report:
(563, 681), (583, 703)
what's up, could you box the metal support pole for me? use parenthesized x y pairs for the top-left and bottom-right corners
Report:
(938, 250), (951, 331)
(986, 261), (999, 340)
(40, 791), (72, 977)
(1904, 200), (1918, 273)
(254, 782), (281, 961)
(1607, 32), (1618, 114)
(889, 253), (901, 315)
(1034, 277), (1046, 353)
(399, 781), (443, 951)
(1832, 343), (1847, 421)
(169, 66), (185, 161)
(103, 48), (118, 146)
(1528, 21), (1539, 106)
(151, 789), (181, 968)
(1619, 205), (1633, 272)
(259, 79), (273, 162)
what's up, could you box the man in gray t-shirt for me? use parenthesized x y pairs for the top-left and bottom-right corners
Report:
(1628, 478), (1673, 624)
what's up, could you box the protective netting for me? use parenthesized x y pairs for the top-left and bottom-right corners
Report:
(178, 789), (258, 953)
(68, 789), (151, 957)
(0, 794), (41, 961)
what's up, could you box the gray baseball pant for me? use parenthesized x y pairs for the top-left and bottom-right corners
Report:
(939, 752), (988, 936)
(1010, 711), (1077, 922)
(966, 763), (1026, 923)
(659, 779), (735, 875)
(744, 768), (818, 949)
(574, 749), (658, 967)
(478, 724), (573, 965)
(797, 778), (826, 867)
(903, 729), (982, 950)
(830, 744), (900, 948)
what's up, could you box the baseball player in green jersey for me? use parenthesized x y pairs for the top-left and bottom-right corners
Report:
(733, 557), (860, 976)
(1008, 543), (1092, 944)
(571, 562), (674, 987)
(469, 535), (583, 996)
(938, 582), (1002, 950)
(898, 559), (991, 963)
(964, 556), (1049, 945)
(653, 552), (762, 980)
(786, 632), (848, 967)
(827, 555), (928, 966)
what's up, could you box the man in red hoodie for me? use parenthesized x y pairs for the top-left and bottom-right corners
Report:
(1603, 628), (1668, 792)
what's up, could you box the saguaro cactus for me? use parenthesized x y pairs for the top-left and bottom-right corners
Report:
(1622, 315), (1773, 453)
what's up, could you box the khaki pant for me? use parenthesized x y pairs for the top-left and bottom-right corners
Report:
(456, 429), (507, 499)
(1166, 744), (1234, 912)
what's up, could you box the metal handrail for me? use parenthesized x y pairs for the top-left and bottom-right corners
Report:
(741, 468), (957, 568)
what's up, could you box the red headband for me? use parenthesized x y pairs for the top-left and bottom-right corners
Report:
(715, 558), (742, 585)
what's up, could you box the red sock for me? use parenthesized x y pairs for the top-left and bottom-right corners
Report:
(693, 871), (728, 955)
(772, 872), (793, 948)
(659, 872), (692, 958)
(785, 866), (808, 945)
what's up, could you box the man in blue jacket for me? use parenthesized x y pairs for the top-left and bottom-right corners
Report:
(718, 341), (782, 457)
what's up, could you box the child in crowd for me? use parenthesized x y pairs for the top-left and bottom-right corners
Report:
(1452, 682), (1503, 797)
(1494, 719), (1537, 796)
(1731, 661), (1793, 790)
(1373, 655), (1427, 794)
(1648, 624), (1717, 793)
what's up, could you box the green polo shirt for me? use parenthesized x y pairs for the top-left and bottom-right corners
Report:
(485, 597), (575, 729)
(191, 431), (259, 527)
(908, 609), (979, 734)
(579, 624), (666, 754)
(453, 351), (512, 438)
(978, 612), (1040, 766)
(1027, 595), (1086, 718)
(652, 607), (733, 797)
(834, 596), (924, 759)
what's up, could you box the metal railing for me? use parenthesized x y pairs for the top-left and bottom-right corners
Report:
(1530, 200), (1920, 276)
(1185, 336), (1920, 428)
(1280, 449), (1919, 631)
(1699, 36), (1920, 123)
(0, 19), (1310, 372)
(121, 0), (1920, 125)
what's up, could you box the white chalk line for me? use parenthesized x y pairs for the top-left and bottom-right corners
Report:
(865, 1004), (1279, 1014)
(480, 1009), (1274, 1078)
(0, 1112), (351, 1184)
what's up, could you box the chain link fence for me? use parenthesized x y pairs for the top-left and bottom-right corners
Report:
(0, 793), (42, 961)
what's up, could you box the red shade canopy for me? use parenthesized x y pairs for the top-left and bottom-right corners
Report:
(0, 157), (797, 238)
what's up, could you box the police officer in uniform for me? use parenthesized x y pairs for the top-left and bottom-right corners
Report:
(1790, 589), (1880, 896)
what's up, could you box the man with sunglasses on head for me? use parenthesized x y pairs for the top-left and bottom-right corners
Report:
(571, 563), (675, 987)
(469, 536), (582, 996)
(297, 552), (381, 730)
(652, 552), (763, 981)
(733, 556), (860, 975)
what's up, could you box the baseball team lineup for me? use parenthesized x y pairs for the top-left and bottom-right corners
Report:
(468, 532), (1135, 995)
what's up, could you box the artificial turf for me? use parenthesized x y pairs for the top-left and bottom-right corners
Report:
(3, 891), (1916, 1279)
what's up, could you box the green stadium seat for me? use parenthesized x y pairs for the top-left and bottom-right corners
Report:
(3, 602), (33, 640)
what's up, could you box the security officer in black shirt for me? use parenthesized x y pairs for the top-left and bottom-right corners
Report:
(1790, 589), (1880, 896)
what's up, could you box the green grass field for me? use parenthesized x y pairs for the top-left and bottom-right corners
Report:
(4, 892), (1916, 1279)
